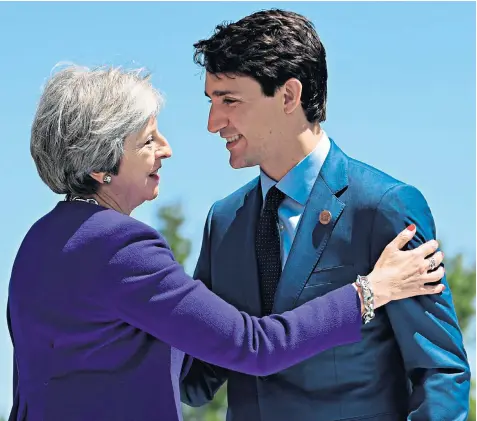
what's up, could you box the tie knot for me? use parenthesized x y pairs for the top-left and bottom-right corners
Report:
(264, 186), (285, 211)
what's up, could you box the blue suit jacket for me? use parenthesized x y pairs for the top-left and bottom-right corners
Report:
(181, 140), (470, 421)
(7, 200), (362, 421)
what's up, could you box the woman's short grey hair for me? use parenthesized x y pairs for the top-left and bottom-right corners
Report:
(31, 64), (163, 195)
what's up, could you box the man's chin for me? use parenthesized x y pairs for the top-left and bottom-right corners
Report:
(229, 155), (255, 170)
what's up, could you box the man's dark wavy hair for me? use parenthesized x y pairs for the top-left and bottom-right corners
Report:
(193, 9), (328, 123)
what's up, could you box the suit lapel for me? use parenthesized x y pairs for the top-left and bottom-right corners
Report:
(215, 178), (263, 316)
(273, 140), (349, 313)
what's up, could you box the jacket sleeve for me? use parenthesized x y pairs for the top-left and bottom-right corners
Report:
(369, 184), (470, 421)
(180, 204), (230, 407)
(7, 300), (20, 421)
(99, 218), (363, 377)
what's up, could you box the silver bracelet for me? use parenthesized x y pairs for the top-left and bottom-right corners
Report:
(355, 275), (375, 324)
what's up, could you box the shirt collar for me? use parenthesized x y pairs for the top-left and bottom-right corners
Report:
(260, 131), (331, 206)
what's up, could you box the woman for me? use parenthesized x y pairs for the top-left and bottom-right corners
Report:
(8, 65), (444, 421)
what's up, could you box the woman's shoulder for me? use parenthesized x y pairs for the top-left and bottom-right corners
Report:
(84, 207), (162, 246)
(46, 202), (164, 252)
(56, 205), (172, 274)
(93, 207), (155, 233)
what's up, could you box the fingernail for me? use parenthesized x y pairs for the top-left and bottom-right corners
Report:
(406, 224), (416, 231)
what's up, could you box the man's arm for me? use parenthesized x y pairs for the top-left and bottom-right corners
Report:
(370, 184), (470, 421)
(180, 204), (229, 407)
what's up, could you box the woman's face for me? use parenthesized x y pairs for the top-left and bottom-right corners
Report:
(107, 116), (172, 212)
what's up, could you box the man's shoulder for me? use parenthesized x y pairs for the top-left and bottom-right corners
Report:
(343, 152), (426, 208)
(213, 176), (260, 214)
(347, 155), (403, 191)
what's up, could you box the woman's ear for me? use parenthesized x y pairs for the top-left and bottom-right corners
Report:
(90, 172), (107, 184)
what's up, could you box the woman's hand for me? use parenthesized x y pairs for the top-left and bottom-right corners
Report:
(365, 225), (445, 309)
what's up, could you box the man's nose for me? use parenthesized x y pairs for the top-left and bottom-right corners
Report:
(207, 105), (228, 134)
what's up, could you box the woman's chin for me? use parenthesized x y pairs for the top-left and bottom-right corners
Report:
(147, 185), (160, 201)
(133, 185), (160, 207)
(146, 175), (160, 200)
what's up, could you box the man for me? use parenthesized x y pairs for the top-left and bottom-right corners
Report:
(180, 9), (470, 421)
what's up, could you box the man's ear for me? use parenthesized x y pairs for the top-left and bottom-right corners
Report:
(283, 78), (303, 114)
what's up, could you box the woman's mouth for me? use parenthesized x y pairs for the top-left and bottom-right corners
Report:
(149, 169), (160, 181)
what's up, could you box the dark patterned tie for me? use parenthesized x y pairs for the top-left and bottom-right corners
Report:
(256, 186), (286, 316)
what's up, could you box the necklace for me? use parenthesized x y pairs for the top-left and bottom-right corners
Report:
(66, 195), (99, 205)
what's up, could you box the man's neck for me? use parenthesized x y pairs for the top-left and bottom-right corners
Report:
(261, 126), (324, 181)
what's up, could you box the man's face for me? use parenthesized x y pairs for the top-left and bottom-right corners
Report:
(205, 72), (285, 170)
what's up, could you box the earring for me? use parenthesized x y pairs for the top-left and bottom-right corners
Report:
(103, 174), (112, 184)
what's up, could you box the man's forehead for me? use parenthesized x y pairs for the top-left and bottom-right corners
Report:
(204, 73), (254, 96)
(205, 89), (241, 98)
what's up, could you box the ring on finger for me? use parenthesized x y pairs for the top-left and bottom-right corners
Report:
(428, 256), (437, 271)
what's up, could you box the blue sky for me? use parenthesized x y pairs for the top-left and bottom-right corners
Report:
(0, 1), (474, 416)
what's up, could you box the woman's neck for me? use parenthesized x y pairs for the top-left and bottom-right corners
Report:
(92, 192), (132, 215)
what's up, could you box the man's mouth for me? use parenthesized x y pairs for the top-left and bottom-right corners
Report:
(225, 134), (242, 144)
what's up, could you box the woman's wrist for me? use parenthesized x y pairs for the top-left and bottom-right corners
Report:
(353, 275), (376, 324)
(366, 272), (388, 309)
(352, 282), (366, 317)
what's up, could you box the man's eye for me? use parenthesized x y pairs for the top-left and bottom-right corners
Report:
(145, 136), (153, 145)
(207, 98), (238, 105)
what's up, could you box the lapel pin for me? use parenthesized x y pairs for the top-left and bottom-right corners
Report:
(319, 210), (332, 225)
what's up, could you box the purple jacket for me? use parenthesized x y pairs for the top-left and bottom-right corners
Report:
(7, 201), (361, 421)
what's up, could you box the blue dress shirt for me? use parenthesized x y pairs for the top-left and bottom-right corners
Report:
(260, 131), (331, 268)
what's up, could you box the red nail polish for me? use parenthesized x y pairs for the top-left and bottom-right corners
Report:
(407, 224), (416, 231)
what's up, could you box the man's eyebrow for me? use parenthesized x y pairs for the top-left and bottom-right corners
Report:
(204, 90), (240, 98)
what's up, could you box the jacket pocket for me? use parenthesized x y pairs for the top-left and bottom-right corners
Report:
(297, 265), (358, 303)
